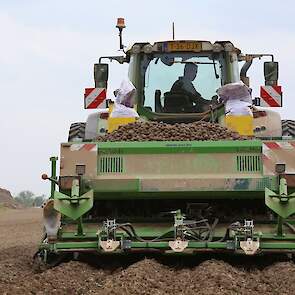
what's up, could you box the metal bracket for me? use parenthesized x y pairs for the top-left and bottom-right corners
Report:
(232, 220), (260, 255)
(171, 210), (186, 240)
(99, 219), (120, 252)
(99, 55), (126, 64)
(100, 239), (120, 252)
(265, 178), (295, 219)
(121, 239), (131, 250)
(168, 210), (188, 252)
(169, 239), (188, 252)
(53, 179), (93, 220)
(240, 238), (260, 255)
(233, 220), (255, 237)
(103, 219), (117, 239)
(226, 240), (236, 250)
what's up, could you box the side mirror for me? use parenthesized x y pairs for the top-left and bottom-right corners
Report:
(264, 61), (278, 85)
(94, 63), (109, 88)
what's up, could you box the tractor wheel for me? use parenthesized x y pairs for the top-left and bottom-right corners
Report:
(68, 122), (86, 142)
(282, 120), (295, 137)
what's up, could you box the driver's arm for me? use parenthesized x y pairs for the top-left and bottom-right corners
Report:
(187, 82), (204, 103)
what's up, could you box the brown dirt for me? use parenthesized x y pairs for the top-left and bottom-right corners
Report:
(96, 121), (247, 142)
(1, 208), (295, 295)
(0, 188), (21, 209)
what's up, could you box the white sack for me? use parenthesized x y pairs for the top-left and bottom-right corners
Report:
(217, 81), (252, 103)
(116, 79), (136, 107)
(217, 81), (252, 116)
(225, 100), (252, 116)
(111, 103), (139, 118)
(111, 79), (139, 118)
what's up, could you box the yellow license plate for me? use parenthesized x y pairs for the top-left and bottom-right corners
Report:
(167, 41), (202, 52)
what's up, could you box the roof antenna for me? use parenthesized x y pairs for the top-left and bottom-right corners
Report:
(172, 22), (175, 40)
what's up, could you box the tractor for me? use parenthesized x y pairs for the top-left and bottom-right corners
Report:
(37, 18), (295, 266)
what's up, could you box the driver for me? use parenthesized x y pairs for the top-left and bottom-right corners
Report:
(169, 63), (217, 112)
(170, 63), (203, 101)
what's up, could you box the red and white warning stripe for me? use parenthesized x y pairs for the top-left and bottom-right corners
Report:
(263, 141), (295, 160)
(262, 141), (295, 160)
(264, 141), (295, 151)
(260, 86), (282, 107)
(70, 143), (97, 152)
(263, 141), (295, 174)
(84, 88), (106, 109)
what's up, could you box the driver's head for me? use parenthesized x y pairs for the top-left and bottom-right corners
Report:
(183, 63), (198, 81)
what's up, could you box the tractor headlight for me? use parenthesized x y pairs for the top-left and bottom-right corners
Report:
(143, 44), (153, 54)
(131, 44), (141, 54)
(224, 42), (234, 52)
(213, 43), (223, 52)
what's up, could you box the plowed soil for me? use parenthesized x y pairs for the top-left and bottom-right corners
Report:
(1, 208), (295, 295)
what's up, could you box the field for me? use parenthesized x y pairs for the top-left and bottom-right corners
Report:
(1, 208), (295, 294)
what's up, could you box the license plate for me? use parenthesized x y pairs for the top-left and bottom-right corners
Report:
(166, 41), (202, 52)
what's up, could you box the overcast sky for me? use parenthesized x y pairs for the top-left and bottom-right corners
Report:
(0, 0), (294, 196)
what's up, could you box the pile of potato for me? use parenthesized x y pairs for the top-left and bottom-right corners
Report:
(96, 121), (246, 142)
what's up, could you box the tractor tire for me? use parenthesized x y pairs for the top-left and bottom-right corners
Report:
(282, 120), (295, 137)
(68, 122), (86, 142)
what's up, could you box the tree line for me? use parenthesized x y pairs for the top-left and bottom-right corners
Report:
(14, 190), (47, 207)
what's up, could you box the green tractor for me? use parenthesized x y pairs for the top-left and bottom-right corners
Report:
(37, 19), (295, 265)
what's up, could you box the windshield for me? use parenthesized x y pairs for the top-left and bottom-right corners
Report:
(143, 53), (223, 113)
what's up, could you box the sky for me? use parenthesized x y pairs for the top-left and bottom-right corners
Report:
(0, 0), (294, 196)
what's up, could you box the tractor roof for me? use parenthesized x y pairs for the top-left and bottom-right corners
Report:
(126, 40), (241, 55)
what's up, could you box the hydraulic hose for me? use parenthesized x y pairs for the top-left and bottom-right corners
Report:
(106, 223), (174, 242)
(103, 219), (224, 243)
(284, 222), (295, 234)
(208, 218), (219, 242)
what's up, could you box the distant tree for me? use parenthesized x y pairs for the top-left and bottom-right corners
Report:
(15, 190), (35, 207)
(33, 194), (47, 207)
(14, 191), (47, 207)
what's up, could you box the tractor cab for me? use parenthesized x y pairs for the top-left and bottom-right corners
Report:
(128, 40), (239, 120)
(96, 40), (241, 122)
